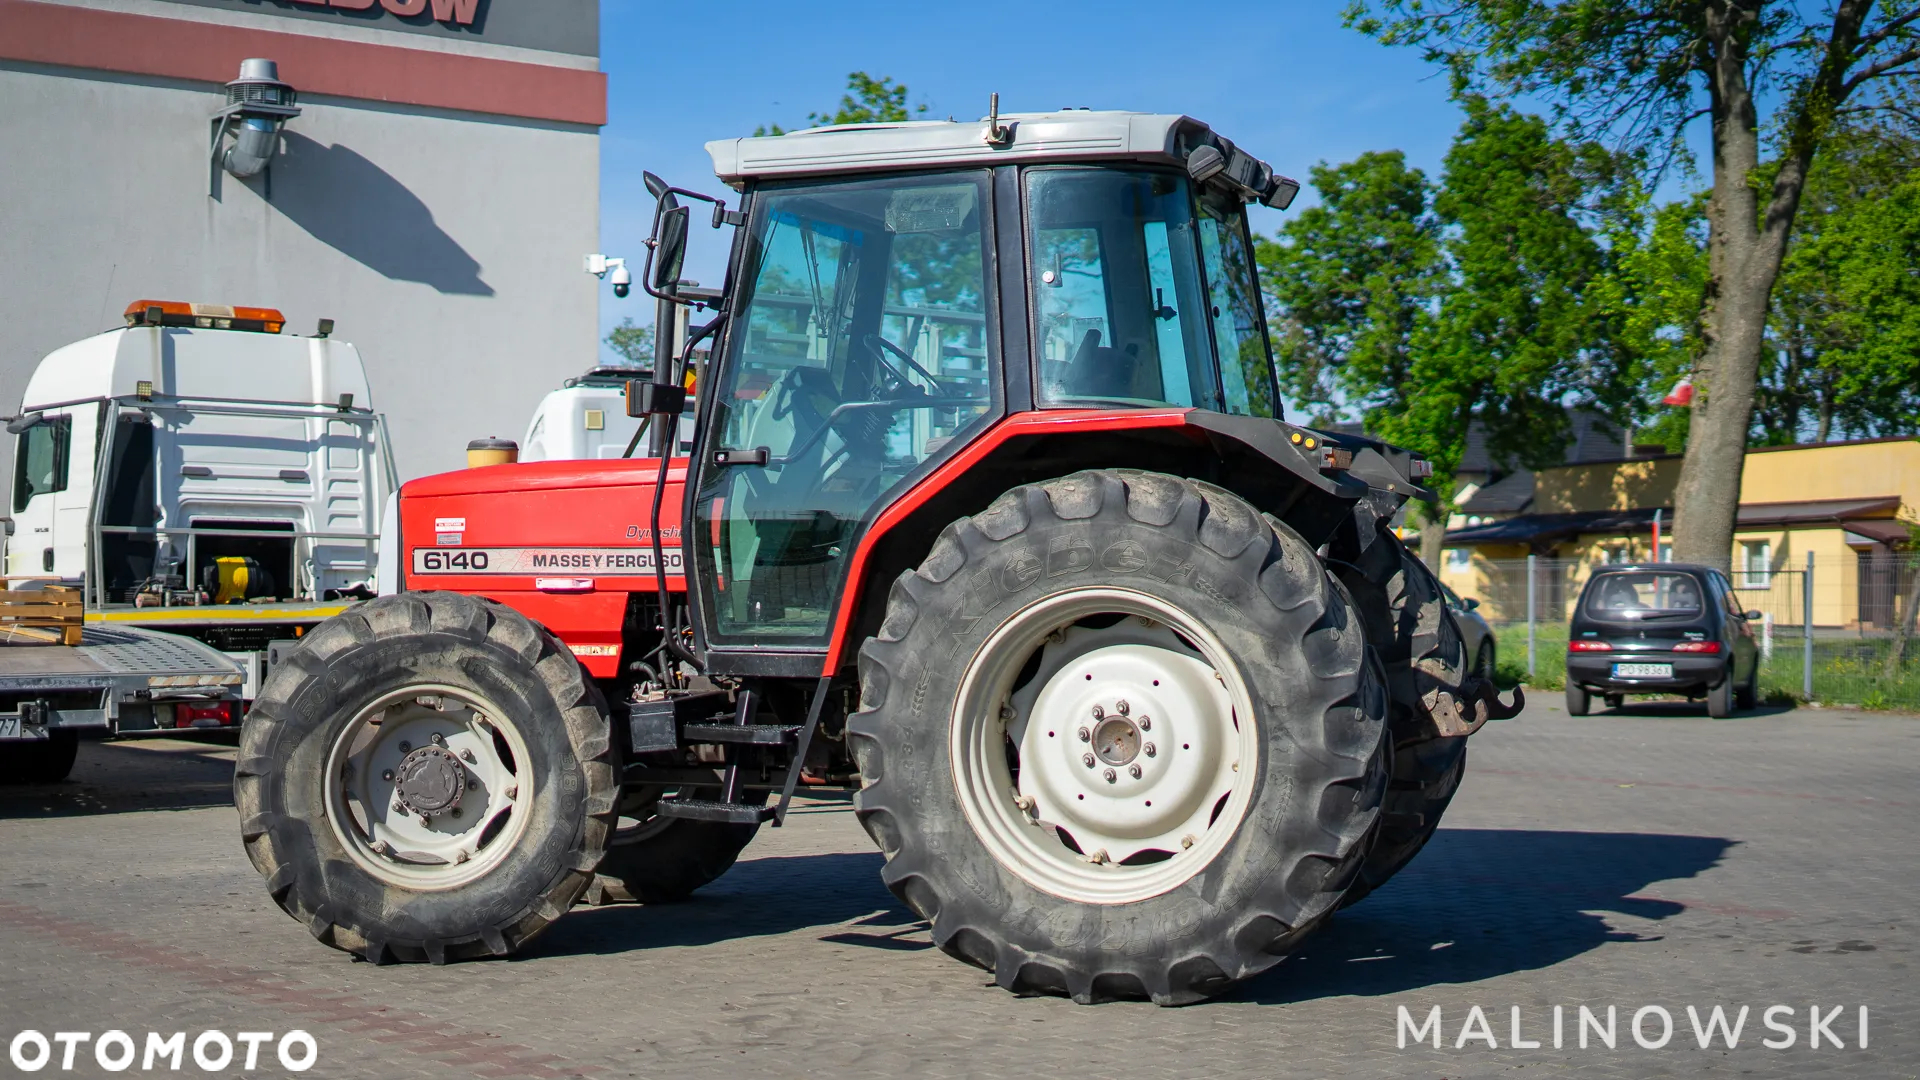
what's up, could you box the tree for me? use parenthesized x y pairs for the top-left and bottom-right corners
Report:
(755, 72), (927, 136)
(1756, 121), (1920, 443)
(1255, 150), (1443, 424)
(1348, 0), (1920, 571)
(604, 317), (653, 368)
(1374, 99), (1634, 564)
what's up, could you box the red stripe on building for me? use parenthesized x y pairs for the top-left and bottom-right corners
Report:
(0, 0), (606, 126)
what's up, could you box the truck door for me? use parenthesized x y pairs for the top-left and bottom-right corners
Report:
(10, 412), (73, 574)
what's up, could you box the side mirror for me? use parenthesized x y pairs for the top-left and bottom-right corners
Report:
(1464, 597), (1481, 611)
(6, 412), (44, 435)
(650, 204), (689, 298)
(1745, 610), (1763, 621)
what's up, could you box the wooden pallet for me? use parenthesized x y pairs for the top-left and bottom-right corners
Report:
(0, 584), (83, 645)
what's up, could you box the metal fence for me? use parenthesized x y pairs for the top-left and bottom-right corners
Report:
(1454, 554), (1920, 710)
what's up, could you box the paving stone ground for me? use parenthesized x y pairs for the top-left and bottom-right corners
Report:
(1, 697), (1915, 1079)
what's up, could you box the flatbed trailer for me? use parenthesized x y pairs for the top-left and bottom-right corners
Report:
(84, 599), (355, 698)
(1, 623), (244, 781)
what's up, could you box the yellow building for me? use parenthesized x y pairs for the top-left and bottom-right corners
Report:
(1441, 437), (1920, 629)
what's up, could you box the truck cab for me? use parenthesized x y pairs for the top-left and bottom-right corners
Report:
(6, 300), (397, 695)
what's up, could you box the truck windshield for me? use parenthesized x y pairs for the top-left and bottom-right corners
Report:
(695, 171), (996, 645)
(1026, 167), (1276, 416)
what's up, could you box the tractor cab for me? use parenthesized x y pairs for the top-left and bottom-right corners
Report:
(657, 111), (1312, 669)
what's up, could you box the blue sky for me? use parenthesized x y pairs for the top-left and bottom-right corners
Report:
(588, 0), (1483, 363)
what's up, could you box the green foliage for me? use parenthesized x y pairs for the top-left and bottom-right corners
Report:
(755, 72), (927, 137)
(1757, 123), (1920, 443)
(604, 317), (654, 368)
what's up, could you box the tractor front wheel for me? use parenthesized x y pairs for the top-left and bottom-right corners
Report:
(850, 471), (1388, 1005)
(236, 593), (618, 964)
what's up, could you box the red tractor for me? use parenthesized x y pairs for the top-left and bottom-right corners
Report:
(237, 109), (1518, 1005)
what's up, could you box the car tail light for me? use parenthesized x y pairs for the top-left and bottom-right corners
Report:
(1568, 640), (1613, 652)
(174, 701), (237, 728)
(1671, 640), (1722, 653)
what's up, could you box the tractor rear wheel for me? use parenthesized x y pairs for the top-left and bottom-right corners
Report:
(583, 780), (766, 904)
(850, 471), (1388, 1005)
(235, 592), (619, 964)
(1331, 533), (1470, 907)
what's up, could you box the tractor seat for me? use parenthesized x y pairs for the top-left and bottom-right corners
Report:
(1057, 328), (1138, 401)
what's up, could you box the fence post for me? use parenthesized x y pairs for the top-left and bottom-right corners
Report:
(1526, 553), (1537, 677)
(1803, 551), (1815, 700)
(1761, 611), (1773, 660)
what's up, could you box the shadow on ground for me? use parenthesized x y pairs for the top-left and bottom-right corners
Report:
(1232, 828), (1734, 1004)
(534, 851), (903, 958)
(0, 739), (237, 818)
(1597, 699), (1798, 719)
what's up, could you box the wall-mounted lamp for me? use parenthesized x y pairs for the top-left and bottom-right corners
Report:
(209, 58), (300, 197)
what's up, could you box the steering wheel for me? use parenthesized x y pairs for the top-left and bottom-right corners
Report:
(862, 334), (955, 395)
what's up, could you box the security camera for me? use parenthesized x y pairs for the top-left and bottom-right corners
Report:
(585, 254), (632, 298)
(610, 263), (632, 299)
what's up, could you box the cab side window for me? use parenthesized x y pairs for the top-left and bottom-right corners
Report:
(12, 415), (71, 513)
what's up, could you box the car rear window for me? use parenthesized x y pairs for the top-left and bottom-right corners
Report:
(1583, 571), (1705, 620)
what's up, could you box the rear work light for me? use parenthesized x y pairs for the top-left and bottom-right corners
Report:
(124, 299), (285, 334)
(1671, 641), (1723, 653)
(1568, 640), (1613, 652)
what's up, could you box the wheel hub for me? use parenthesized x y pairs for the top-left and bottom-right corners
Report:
(393, 744), (466, 818)
(1092, 714), (1140, 766)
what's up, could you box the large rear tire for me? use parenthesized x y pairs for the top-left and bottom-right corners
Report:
(1331, 533), (1470, 907)
(235, 592), (619, 964)
(850, 471), (1388, 1005)
(0, 730), (79, 784)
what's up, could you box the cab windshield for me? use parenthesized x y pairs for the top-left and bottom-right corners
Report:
(695, 171), (996, 645)
(1026, 167), (1276, 416)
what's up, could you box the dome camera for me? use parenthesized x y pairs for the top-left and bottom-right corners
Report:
(610, 263), (632, 299)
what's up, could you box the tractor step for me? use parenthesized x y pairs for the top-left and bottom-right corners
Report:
(655, 798), (777, 824)
(682, 723), (800, 746)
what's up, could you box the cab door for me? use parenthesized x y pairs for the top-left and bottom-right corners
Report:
(9, 411), (74, 575)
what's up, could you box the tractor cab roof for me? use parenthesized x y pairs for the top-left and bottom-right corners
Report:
(707, 111), (1290, 200)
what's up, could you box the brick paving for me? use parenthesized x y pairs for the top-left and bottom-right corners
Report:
(1, 698), (1915, 1079)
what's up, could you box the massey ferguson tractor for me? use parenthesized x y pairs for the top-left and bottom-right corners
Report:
(237, 109), (1519, 1005)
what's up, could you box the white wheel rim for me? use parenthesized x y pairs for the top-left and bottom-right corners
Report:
(323, 684), (532, 890)
(950, 587), (1260, 905)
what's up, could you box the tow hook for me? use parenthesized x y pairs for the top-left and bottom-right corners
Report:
(1421, 679), (1525, 738)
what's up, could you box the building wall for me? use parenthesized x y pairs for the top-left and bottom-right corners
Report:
(1533, 440), (1920, 517)
(0, 0), (602, 485)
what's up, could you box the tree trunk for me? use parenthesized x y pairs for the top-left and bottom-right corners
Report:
(1419, 507), (1447, 574)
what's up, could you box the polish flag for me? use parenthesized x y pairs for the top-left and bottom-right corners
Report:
(1662, 376), (1694, 406)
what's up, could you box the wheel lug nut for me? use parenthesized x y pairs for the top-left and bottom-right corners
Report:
(460, 748), (477, 764)
(381, 769), (394, 781)
(1091, 704), (1105, 720)
(1116, 699), (1129, 715)
(1138, 716), (1150, 731)
(392, 803), (407, 816)
(1103, 767), (1117, 783)
(1082, 753), (1096, 769)
(1077, 727), (1090, 742)
(1000, 705), (1016, 721)
(1144, 743), (1156, 757)
(430, 733), (445, 745)
(1128, 764), (1142, 779)
(1181, 834), (1196, 850)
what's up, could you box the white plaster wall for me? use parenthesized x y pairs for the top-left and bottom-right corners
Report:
(0, 62), (600, 484)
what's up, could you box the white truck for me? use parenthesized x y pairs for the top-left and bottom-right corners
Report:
(3, 299), (396, 711)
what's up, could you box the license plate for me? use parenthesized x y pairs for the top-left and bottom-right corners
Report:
(0, 717), (22, 740)
(1612, 662), (1674, 678)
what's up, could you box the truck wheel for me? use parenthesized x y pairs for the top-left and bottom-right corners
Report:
(583, 781), (766, 904)
(1331, 535), (1469, 907)
(849, 471), (1388, 1005)
(0, 730), (79, 784)
(1707, 671), (1735, 718)
(235, 592), (618, 964)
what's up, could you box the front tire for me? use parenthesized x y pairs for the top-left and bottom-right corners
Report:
(850, 471), (1388, 1005)
(0, 730), (79, 783)
(235, 593), (619, 963)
